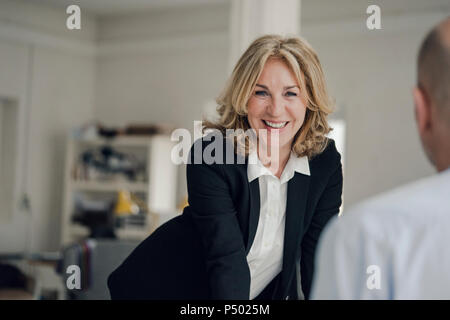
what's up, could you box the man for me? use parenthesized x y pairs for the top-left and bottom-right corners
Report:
(311, 17), (450, 299)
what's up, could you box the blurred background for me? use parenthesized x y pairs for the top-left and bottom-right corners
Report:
(0, 0), (448, 299)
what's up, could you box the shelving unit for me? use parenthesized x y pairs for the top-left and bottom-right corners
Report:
(60, 134), (179, 246)
(71, 181), (149, 193)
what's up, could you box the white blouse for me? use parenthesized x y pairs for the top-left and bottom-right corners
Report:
(246, 150), (310, 299)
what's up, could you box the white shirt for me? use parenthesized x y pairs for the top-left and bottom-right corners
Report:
(311, 167), (450, 299)
(246, 150), (310, 299)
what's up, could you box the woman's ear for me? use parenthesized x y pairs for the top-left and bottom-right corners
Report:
(413, 86), (431, 136)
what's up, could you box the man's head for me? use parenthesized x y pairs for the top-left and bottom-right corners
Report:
(414, 17), (450, 172)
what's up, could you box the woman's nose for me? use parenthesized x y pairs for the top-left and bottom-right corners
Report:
(267, 96), (284, 117)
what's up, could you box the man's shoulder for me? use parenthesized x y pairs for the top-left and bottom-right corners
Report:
(315, 169), (450, 299)
(338, 170), (450, 237)
(351, 170), (449, 213)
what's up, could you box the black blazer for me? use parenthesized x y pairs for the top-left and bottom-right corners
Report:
(108, 134), (343, 300)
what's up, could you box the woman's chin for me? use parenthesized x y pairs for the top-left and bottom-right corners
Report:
(257, 139), (291, 153)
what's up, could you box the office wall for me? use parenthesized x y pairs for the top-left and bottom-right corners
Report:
(94, 3), (231, 207)
(301, 0), (449, 207)
(0, 0), (96, 251)
(0, 40), (29, 253)
(0, 0), (230, 251)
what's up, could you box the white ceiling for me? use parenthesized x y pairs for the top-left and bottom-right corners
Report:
(302, 0), (450, 23)
(27, 0), (450, 19)
(33, 0), (228, 15)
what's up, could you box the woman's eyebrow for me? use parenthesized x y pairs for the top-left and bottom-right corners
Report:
(255, 84), (299, 90)
(255, 84), (269, 90)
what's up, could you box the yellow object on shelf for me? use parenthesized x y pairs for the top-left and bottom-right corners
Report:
(114, 190), (139, 216)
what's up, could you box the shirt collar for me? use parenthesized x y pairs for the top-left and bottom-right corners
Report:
(247, 149), (310, 183)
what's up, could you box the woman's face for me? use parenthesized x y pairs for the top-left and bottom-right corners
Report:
(247, 58), (307, 153)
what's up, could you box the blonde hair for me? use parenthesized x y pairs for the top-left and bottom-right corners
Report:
(203, 34), (334, 158)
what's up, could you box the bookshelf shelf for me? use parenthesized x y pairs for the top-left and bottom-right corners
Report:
(71, 181), (149, 193)
(61, 134), (178, 246)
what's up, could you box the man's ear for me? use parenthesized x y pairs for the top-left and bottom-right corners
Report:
(413, 86), (431, 135)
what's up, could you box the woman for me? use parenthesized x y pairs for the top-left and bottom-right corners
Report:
(108, 35), (343, 300)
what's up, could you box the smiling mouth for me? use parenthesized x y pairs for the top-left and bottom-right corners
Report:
(263, 120), (289, 129)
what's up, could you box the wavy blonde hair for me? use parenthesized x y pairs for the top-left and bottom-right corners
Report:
(203, 34), (334, 158)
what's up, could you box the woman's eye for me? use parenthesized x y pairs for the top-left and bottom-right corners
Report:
(255, 91), (268, 96)
(286, 91), (297, 96)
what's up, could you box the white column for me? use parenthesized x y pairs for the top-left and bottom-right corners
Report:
(229, 0), (302, 70)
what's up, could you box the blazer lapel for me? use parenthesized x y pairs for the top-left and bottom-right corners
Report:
(276, 172), (310, 298)
(246, 178), (261, 254)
